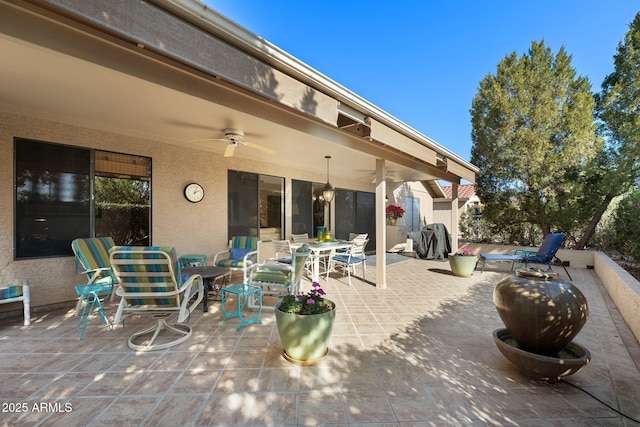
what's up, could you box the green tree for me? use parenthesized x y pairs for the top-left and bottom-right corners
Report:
(470, 40), (600, 238)
(576, 12), (640, 249)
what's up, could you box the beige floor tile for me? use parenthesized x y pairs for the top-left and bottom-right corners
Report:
(0, 258), (637, 426)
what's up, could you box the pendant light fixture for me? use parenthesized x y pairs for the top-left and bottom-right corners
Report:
(322, 155), (335, 203)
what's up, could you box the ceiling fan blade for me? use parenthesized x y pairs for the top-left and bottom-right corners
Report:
(187, 138), (226, 142)
(370, 175), (404, 184)
(224, 144), (236, 157)
(245, 141), (275, 155)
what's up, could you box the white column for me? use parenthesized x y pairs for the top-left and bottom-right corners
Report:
(451, 182), (459, 254)
(375, 158), (387, 288)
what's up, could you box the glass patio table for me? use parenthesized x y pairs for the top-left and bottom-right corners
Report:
(291, 240), (351, 282)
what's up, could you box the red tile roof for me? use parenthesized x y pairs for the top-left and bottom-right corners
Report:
(442, 183), (476, 199)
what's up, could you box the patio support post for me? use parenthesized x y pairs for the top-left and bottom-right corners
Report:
(451, 182), (459, 254)
(375, 158), (387, 288)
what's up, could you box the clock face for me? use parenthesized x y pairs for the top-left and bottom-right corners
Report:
(184, 183), (204, 203)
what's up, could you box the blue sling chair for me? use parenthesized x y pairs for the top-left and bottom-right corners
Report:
(477, 233), (572, 280)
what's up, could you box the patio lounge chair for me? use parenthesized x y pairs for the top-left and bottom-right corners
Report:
(478, 233), (572, 280)
(109, 246), (204, 351)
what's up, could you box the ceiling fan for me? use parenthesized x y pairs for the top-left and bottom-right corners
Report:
(189, 128), (275, 157)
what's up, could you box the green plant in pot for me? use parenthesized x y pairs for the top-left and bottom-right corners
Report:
(449, 247), (478, 277)
(275, 281), (336, 365)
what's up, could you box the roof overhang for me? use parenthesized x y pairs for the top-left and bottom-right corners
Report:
(0, 0), (477, 184)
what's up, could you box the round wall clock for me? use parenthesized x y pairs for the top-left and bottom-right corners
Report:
(184, 183), (204, 203)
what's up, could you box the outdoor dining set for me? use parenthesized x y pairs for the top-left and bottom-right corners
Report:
(69, 232), (369, 351)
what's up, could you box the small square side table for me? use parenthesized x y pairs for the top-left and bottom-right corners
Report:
(220, 284), (262, 331)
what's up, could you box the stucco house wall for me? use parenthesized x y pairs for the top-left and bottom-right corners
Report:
(0, 111), (375, 311)
(387, 181), (435, 228)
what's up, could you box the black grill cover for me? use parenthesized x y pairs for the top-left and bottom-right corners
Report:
(416, 223), (451, 260)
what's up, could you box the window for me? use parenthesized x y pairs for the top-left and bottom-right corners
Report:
(291, 180), (332, 239)
(292, 179), (313, 236)
(94, 151), (151, 245)
(334, 189), (376, 249)
(228, 171), (284, 241)
(404, 196), (421, 232)
(15, 139), (151, 259)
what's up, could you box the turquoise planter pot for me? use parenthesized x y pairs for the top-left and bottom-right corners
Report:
(448, 255), (478, 277)
(275, 299), (336, 365)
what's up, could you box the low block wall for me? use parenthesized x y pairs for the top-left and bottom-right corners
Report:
(594, 252), (640, 344)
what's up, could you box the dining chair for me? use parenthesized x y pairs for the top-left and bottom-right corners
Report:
(248, 245), (310, 310)
(291, 233), (310, 243)
(271, 239), (293, 264)
(329, 238), (368, 286)
(348, 233), (368, 241)
(337, 233), (369, 254)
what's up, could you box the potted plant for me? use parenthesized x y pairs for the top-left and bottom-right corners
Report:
(274, 281), (336, 365)
(449, 247), (478, 277)
(386, 204), (405, 226)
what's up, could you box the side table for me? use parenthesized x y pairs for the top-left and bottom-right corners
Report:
(220, 284), (262, 331)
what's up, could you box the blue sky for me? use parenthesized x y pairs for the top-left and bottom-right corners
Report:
(205, 1), (638, 162)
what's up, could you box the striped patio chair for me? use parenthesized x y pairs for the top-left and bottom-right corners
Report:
(213, 236), (260, 282)
(0, 279), (30, 326)
(248, 245), (310, 310)
(71, 237), (117, 337)
(109, 246), (204, 351)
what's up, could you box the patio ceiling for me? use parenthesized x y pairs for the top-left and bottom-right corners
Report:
(0, 0), (473, 185)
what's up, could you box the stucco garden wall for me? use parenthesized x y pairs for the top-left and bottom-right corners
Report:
(593, 252), (640, 344)
(0, 111), (373, 312)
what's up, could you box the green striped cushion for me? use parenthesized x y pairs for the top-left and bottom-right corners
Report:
(251, 270), (290, 284)
(231, 236), (258, 251)
(0, 286), (23, 300)
(216, 259), (252, 268)
(110, 246), (180, 306)
(71, 237), (115, 278)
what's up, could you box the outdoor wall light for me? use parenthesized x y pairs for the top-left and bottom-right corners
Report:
(322, 155), (335, 203)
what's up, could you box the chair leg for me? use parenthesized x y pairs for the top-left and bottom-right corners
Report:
(554, 258), (573, 281)
(128, 318), (192, 351)
(22, 282), (30, 326)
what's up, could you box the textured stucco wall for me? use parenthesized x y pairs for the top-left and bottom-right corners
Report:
(0, 111), (373, 313)
(594, 252), (640, 344)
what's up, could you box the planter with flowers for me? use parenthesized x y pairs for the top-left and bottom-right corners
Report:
(275, 281), (336, 365)
(449, 248), (478, 277)
(386, 204), (405, 226)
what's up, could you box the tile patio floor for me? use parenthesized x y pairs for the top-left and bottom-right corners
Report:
(1, 257), (639, 426)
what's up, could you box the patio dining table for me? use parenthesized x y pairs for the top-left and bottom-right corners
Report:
(291, 240), (352, 283)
